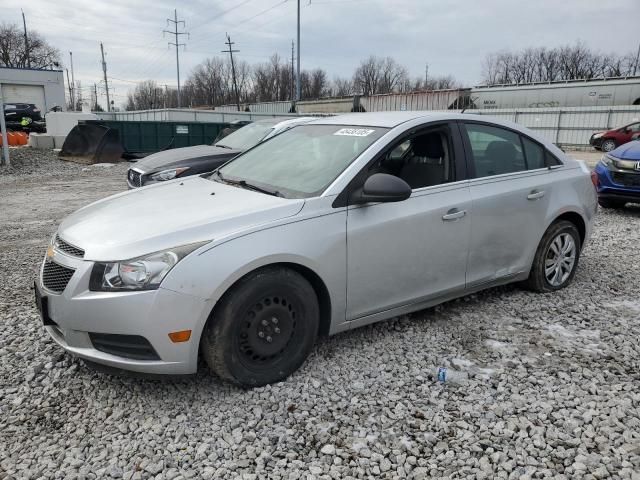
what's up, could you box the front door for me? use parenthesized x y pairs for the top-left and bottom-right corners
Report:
(345, 124), (471, 320)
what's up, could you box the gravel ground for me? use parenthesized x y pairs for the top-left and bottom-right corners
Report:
(1, 148), (639, 480)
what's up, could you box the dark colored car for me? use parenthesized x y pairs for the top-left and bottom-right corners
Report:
(593, 140), (640, 208)
(3, 103), (42, 122)
(589, 121), (640, 152)
(127, 117), (311, 188)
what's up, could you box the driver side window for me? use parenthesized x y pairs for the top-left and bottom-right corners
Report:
(372, 127), (454, 190)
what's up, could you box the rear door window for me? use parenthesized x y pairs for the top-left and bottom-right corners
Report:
(463, 123), (526, 178)
(521, 137), (546, 170)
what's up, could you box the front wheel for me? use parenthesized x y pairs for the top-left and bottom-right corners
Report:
(601, 139), (617, 152)
(201, 267), (319, 387)
(525, 221), (581, 293)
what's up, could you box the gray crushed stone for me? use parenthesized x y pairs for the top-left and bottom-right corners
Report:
(1, 148), (639, 479)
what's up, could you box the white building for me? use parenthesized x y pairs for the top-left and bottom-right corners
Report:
(0, 67), (66, 113)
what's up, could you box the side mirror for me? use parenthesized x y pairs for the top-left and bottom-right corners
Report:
(352, 173), (412, 204)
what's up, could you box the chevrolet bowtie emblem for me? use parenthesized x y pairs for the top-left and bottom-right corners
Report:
(46, 246), (55, 258)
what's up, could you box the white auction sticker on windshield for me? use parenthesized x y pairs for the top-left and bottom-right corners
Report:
(334, 128), (375, 137)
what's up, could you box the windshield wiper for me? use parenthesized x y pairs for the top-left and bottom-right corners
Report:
(214, 171), (283, 197)
(216, 143), (233, 149)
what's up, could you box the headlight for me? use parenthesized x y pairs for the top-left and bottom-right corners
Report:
(150, 167), (189, 182)
(600, 155), (612, 167)
(612, 158), (638, 170)
(90, 242), (207, 291)
(592, 133), (603, 139)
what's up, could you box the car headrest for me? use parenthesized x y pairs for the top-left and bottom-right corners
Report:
(412, 133), (444, 158)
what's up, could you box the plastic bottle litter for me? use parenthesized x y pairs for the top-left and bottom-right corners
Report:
(435, 367), (469, 385)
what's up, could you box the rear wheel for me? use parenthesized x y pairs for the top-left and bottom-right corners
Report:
(601, 139), (617, 152)
(525, 220), (581, 293)
(201, 267), (319, 387)
(598, 198), (626, 209)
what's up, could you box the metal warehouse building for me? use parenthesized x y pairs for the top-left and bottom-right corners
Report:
(0, 67), (66, 113)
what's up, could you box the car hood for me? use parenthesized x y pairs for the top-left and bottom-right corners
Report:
(133, 145), (242, 173)
(610, 141), (640, 161)
(57, 176), (304, 261)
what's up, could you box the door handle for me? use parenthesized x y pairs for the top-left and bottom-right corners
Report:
(442, 208), (467, 221)
(527, 190), (545, 200)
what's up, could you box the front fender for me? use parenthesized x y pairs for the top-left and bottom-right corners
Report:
(161, 205), (347, 347)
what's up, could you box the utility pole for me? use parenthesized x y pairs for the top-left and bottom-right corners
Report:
(164, 9), (187, 108)
(296, 0), (301, 102)
(0, 84), (10, 167)
(21, 10), (31, 69)
(164, 84), (168, 109)
(291, 41), (295, 102)
(93, 83), (98, 111)
(100, 43), (111, 112)
(65, 69), (73, 110)
(634, 42), (640, 76)
(425, 63), (429, 89)
(222, 33), (241, 111)
(69, 52), (76, 110)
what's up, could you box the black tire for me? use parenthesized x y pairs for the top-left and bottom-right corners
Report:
(201, 267), (319, 387)
(601, 139), (617, 152)
(598, 198), (626, 209)
(525, 220), (581, 293)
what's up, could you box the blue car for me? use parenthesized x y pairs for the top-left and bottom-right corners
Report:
(593, 140), (640, 208)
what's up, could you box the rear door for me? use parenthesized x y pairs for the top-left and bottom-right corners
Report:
(460, 121), (554, 288)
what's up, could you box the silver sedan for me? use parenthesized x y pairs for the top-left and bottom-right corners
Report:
(35, 112), (597, 387)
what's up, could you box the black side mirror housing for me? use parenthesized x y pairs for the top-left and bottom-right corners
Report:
(351, 173), (412, 204)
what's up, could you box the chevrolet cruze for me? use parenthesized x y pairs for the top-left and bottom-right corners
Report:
(35, 112), (597, 387)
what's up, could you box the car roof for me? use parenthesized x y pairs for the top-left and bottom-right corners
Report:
(307, 111), (482, 128)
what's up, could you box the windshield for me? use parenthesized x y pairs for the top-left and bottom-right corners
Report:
(214, 121), (278, 150)
(215, 124), (388, 198)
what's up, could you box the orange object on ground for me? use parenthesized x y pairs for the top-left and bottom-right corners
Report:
(0, 131), (29, 146)
(16, 132), (28, 145)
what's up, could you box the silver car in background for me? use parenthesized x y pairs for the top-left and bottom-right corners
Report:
(36, 112), (597, 387)
(127, 116), (314, 188)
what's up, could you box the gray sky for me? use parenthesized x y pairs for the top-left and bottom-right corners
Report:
(3, 0), (639, 109)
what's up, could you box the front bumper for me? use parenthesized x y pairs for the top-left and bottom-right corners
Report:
(589, 135), (603, 148)
(594, 163), (640, 203)
(35, 248), (211, 374)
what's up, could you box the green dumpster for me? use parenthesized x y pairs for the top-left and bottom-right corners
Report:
(82, 120), (230, 154)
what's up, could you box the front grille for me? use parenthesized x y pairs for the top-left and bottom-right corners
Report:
(612, 171), (640, 187)
(42, 261), (75, 294)
(128, 169), (143, 187)
(89, 333), (160, 360)
(55, 235), (84, 258)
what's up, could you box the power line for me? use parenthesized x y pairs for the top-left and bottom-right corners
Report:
(189, 0), (254, 32)
(164, 9), (188, 107)
(189, 0), (288, 49)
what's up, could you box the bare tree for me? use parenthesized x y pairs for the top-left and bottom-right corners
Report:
(331, 76), (353, 96)
(126, 80), (166, 110)
(482, 42), (637, 85)
(0, 22), (61, 69)
(353, 56), (409, 95)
